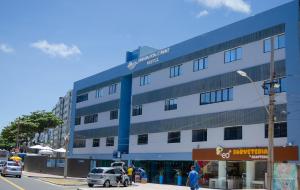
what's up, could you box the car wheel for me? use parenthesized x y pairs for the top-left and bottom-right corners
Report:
(19, 175), (22, 178)
(1, 173), (5, 177)
(123, 179), (129, 187)
(88, 183), (94, 187)
(103, 180), (110, 187)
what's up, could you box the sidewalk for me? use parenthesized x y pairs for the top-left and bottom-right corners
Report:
(23, 171), (86, 186)
(78, 183), (212, 190)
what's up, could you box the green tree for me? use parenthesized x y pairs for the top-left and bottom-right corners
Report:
(27, 111), (63, 143)
(0, 111), (63, 146)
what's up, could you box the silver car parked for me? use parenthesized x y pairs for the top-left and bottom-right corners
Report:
(87, 167), (129, 187)
(1, 161), (22, 178)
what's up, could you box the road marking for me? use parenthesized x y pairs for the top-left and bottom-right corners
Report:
(0, 176), (25, 190)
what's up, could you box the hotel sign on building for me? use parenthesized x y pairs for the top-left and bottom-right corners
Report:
(127, 48), (170, 70)
(193, 146), (298, 161)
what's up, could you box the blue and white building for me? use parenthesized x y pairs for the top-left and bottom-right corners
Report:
(68, 1), (300, 188)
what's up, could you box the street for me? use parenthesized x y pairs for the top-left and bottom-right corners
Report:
(0, 175), (76, 190)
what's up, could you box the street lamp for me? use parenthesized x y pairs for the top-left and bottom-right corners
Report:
(236, 70), (270, 115)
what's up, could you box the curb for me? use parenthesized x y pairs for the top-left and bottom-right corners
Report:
(37, 178), (87, 187)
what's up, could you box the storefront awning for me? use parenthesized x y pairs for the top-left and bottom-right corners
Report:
(192, 146), (298, 161)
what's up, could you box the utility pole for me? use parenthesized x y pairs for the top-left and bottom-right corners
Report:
(64, 134), (69, 179)
(267, 36), (275, 190)
(16, 121), (20, 150)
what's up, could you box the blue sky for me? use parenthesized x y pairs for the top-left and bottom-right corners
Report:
(0, 0), (292, 130)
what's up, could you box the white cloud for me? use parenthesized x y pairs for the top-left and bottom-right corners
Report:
(0, 43), (14, 53)
(194, 0), (251, 14)
(196, 10), (209, 18)
(31, 40), (81, 58)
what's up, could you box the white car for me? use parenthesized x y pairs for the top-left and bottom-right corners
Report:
(87, 167), (129, 187)
(1, 161), (22, 178)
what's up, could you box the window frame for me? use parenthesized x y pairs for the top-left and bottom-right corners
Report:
(95, 88), (104, 98)
(84, 114), (98, 124)
(76, 94), (88, 103)
(137, 134), (148, 145)
(200, 87), (233, 105)
(110, 110), (118, 120)
(167, 131), (181, 143)
(224, 126), (242, 140)
(132, 105), (143, 116)
(140, 74), (150, 86)
(108, 83), (117, 95)
(75, 117), (81, 125)
(92, 139), (100, 147)
(224, 47), (242, 63)
(73, 139), (86, 148)
(165, 98), (177, 111)
(265, 122), (287, 138)
(192, 129), (207, 142)
(169, 64), (182, 78)
(106, 137), (114, 146)
(264, 77), (286, 95)
(193, 57), (208, 72)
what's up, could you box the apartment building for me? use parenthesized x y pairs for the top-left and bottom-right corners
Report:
(52, 90), (72, 148)
(69, 1), (299, 188)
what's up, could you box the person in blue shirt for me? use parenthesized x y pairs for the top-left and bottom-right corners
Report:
(187, 166), (199, 190)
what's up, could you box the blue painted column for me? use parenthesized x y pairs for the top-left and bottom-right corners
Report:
(286, 0), (300, 163)
(118, 74), (132, 154)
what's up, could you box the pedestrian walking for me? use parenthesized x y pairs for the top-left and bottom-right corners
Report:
(186, 166), (199, 190)
(127, 165), (133, 185)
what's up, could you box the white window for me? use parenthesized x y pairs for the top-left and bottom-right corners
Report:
(169, 65), (182, 78)
(108, 84), (117, 95)
(140, 74), (150, 86)
(193, 57), (208, 72)
(95, 88), (104, 98)
(263, 34), (285, 53)
(224, 47), (242, 63)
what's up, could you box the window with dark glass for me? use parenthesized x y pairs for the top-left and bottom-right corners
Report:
(165, 98), (177, 111)
(106, 137), (114, 146)
(170, 65), (182, 78)
(108, 83), (117, 95)
(137, 134), (148, 145)
(265, 122), (287, 138)
(168, 131), (181, 143)
(192, 129), (207, 142)
(132, 105), (142, 116)
(76, 94), (88, 103)
(84, 114), (98, 124)
(200, 88), (233, 105)
(75, 117), (81, 125)
(140, 74), (150, 86)
(224, 126), (242, 140)
(193, 57), (208, 72)
(264, 34), (285, 53)
(92, 139), (100, 147)
(73, 139), (86, 148)
(110, 110), (118, 120)
(264, 77), (286, 95)
(224, 47), (242, 63)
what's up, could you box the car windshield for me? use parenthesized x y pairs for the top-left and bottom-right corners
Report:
(90, 168), (103, 174)
(7, 162), (20, 166)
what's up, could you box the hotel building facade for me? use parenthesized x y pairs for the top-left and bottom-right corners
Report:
(68, 1), (300, 188)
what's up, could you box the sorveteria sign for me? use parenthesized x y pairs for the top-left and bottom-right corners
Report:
(127, 48), (170, 70)
(216, 146), (268, 160)
(193, 146), (298, 161)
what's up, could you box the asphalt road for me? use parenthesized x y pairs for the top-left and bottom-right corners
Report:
(0, 175), (76, 190)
